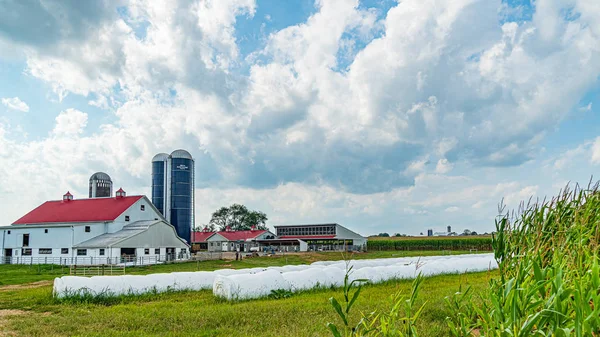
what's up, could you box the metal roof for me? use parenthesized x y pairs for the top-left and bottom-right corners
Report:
(12, 195), (143, 225)
(152, 153), (169, 162)
(73, 220), (159, 248)
(89, 172), (112, 181)
(170, 149), (193, 159)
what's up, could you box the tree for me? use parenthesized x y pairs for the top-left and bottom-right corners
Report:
(208, 204), (268, 231)
(193, 224), (215, 232)
(378, 233), (390, 237)
(463, 229), (472, 236)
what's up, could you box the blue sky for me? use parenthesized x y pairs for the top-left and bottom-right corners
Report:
(0, 0), (599, 236)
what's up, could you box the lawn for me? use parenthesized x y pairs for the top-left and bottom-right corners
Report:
(0, 250), (479, 286)
(0, 251), (495, 336)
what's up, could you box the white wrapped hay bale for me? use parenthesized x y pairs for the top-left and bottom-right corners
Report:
(213, 270), (291, 300)
(172, 271), (215, 291)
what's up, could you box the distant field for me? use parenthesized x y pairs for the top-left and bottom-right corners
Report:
(0, 253), (497, 337)
(367, 236), (493, 251)
(368, 235), (492, 240)
(0, 250), (478, 286)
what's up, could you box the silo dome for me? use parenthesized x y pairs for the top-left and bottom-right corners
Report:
(89, 172), (113, 198)
(89, 172), (112, 181)
(170, 149), (193, 159)
(152, 153), (169, 162)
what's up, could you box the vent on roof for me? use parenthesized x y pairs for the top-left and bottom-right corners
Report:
(116, 188), (126, 198)
(63, 191), (73, 202)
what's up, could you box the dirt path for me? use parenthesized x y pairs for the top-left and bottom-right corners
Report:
(0, 280), (52, 292)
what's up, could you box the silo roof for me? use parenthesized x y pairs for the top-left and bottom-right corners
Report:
(152, 153), (170, 162)
(90, 172), (112, 181)
(171, 149), (193, 159)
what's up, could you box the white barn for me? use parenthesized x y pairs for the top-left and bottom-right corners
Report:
(0, 190), (189, 265)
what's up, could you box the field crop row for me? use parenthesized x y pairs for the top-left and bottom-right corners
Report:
(367, 237), (492, 251)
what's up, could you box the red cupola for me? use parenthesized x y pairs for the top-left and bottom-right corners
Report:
(62, 191), (73, 202)
(116, 188), (126, 198)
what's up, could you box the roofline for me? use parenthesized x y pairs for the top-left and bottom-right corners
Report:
(273, 223), (339, 228)
(1, 222), (109, 229)
(191, 232), (217, 243)
(74, 220), (190, 248)
(333, 224), (366, 239)
(40, 195), (145, 203)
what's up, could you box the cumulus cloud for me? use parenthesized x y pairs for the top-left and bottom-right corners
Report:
(1, 0), (600, 232)
(1, 97), (29, 112)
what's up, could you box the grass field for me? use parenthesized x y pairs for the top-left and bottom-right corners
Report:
(0, 251), (495, 336)
(0, 250), (479, 286)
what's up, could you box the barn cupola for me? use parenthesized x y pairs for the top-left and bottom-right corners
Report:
(116, 188), (126, 198)
(202, 226), (211, 232)
(225, 226), (232, 232)
(250, 225), (257, 231)
(63, 191), (73, 202)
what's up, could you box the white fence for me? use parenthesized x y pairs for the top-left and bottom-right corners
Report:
(1, 254), (191, 266)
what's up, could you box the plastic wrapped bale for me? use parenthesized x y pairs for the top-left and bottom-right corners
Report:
(144, 273), (177, 292)
(213, 270), (291, 300)
(172, 271), (215, 291)
(281, 268), (333, 291)
(349, 266), (375, 283)
(323, 267), (346, 287)
(53, 276), (92, 298)
(121, 275), (156, 294)
(86, 276), (128, 296)
(214, 269), (247, 276)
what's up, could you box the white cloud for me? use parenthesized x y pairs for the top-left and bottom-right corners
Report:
(1, 0), (600, 233)
(591, 137), (600, 165)
(1, 97), (29, 112)
(445, 206), (460, 213)
(52, 109), (88, 136)
(435, 158), (453, 174)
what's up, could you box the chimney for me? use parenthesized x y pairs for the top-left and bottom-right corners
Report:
(63, 191), (73, 202)
(116, 187), (126, 198)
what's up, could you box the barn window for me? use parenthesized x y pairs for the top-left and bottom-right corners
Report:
(155, 248), (160, 254)
(144, 248), (149, 255)
(39, 248), (52, 254)
(22, 248), (32, 256)
(181, 248), (187, 254)
(85, 226), (90, 233)
(99, 249), (105, 256)
(140, 205), (145, 211)
(44, 229), (48, 234)
(22, 234), (29, 247)
(7, 231), (10, 234)
(61, 248), (69, 254)
(77, 249), (87, 256)
(125, 216), (130, 222)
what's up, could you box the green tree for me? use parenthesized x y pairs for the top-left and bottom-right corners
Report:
(208, 204), (268, 231)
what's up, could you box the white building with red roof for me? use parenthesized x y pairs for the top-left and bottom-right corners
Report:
(192, 226), (275, 252)
(191, 223), (366, 253)
(0, 189), (189, 265)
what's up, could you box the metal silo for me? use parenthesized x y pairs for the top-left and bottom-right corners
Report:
(169, 149), (194, 244)
(89, 172), (113, 198)
(151, 150), (194, 243)
(151, 153), (169, 216)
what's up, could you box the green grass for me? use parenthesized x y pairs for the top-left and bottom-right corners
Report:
(0, 250), (479, 286)
(0, 270), (497, 337)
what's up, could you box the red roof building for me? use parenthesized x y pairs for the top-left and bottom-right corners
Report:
(13, 195), (144, 224)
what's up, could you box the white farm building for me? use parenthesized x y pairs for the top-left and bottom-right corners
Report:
(0, 190), (189, 265)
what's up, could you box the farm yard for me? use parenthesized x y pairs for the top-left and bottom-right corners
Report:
(0, 250), (495, 337)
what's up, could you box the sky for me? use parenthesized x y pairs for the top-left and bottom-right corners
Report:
(0, 0), (599, 236)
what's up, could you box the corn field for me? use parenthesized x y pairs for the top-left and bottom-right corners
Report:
(446, 181), (600, 336)
(367, 237), (492, 251)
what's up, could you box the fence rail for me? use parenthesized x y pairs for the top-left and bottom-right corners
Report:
(1, 254), (191, 266)
(69, 265), (126, 276)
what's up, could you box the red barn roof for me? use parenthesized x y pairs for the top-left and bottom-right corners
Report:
(12, 196), (144, 225)
(217, 230), (268, 241)
(192, 231), (216, 243)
